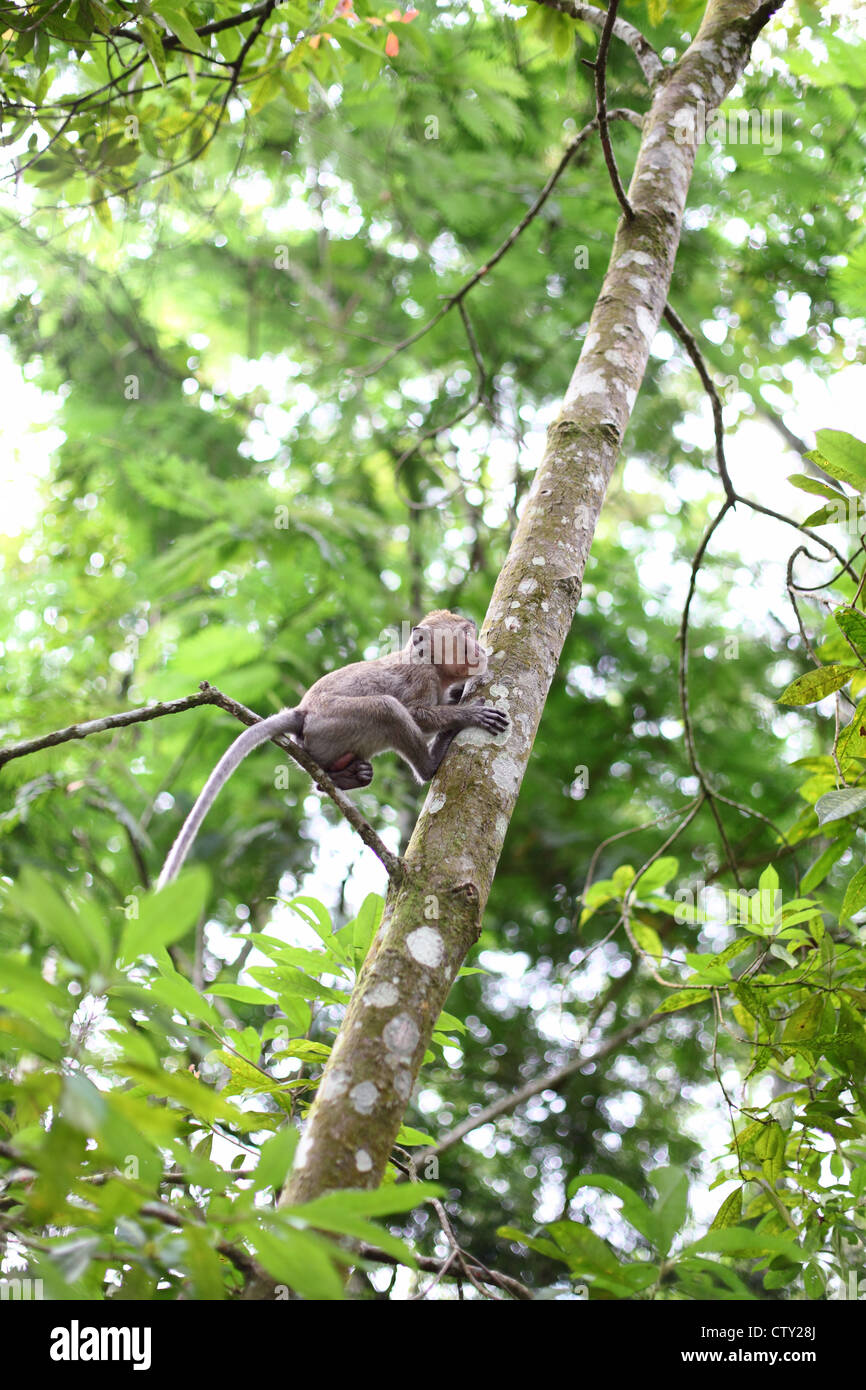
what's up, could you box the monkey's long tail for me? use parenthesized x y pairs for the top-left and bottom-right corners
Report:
(156, 708), (305, 890)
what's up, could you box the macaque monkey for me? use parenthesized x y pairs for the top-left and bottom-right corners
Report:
(157, 610), (507, 888)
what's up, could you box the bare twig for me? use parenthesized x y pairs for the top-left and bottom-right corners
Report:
(592, 0), (634, 220)
(530, 0), (664, 85)
(367, 1241), (532, 1300)
(361, 110), (643, 377)
(416, 1013), (657, 1162)
(0, 688), (222, 767)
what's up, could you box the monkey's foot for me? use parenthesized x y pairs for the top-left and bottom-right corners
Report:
(328, 757), (374, 790)
(475, 706), (509, 733)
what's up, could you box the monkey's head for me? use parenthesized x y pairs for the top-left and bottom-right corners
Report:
(409, 610), (488, 685)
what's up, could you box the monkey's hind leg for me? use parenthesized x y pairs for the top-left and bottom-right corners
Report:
(303, 695), (438, 785)
(325, 755), (374, 791)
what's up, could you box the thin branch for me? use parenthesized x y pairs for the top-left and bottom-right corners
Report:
(430, 1198), (502, 1300)
(620, 795), (708, 983)
(578, 799), (700, 918)
(390, 299), (496, 513)
(361, 110), (643, 377)
(0, 688), (222, 767)
(416, 1014), (657, 1163)
(530, 0), (664, 85)
(358, 1241), (533, 1300)
(663, 303), (735, 498)
(663, 300), (862, 889)
(110, 1), (277, 51)
(591, 0), (634, 220)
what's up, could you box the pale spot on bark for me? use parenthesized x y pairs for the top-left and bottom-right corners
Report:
(504, 616), (520, 631)
(532, 556), (546, 566)
(635, 305), (655, 345)
(518, 577), (538, 594)
(295, 1131), (313, 1168)
(565, 366), (608, 404)
(320, 1065), (352, 1102)
(384, 1013), (420, 1057)
(491, 752), (521, 795)
(406, 926), (444, 968)
(394, 1068), (413, 1100)
(355, 1149), (373, 1172)
(365, 981), (399, 1008)
(427, 790), (447, 814)
(350, 1080), (379, 1114)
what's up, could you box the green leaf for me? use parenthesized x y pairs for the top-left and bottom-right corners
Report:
(138, 18), (167, 84)
(632, 922), (663, 961)
(841, 864), (866, 921)
(498, 1226), (565, 1263)
(754, 1119), (785, 1183)
(612, 864), (635, 892)
(118, 868), (210, 964)
(567, 1175), (658, 1245)
(802, 502), (845, 527)
(788, 473), (845, 500)
(758, 864), (779, 895)
(247, 1223), (345, 1300)
(149, 970), (222, 1027)
(633, 856), (679, 894)
(778, 663), (853, 705)
(152, 3), (204, 53)
(208, 983), (271, 1005)
(4, 869), (99, 971)
(815, 787), (866, 826)
(838, 697), (866, 760)
(834, 607), (866, 657)
(710, 1187), (743, 1230)
(801, 835), (852, 892)
(286, 1182), (442, 1223)
(652, 1167), (688, 1255)
(808, 429), (866, 492)
(545, 1220), (622, 1274)
(653, 988), (712, 1015)
(782, 996), (823, 1043)
(252, 1126), (299, 1192)
(688, 1228), (804, 1260)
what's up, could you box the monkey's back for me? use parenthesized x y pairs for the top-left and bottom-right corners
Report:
(300, 652), (440, 710)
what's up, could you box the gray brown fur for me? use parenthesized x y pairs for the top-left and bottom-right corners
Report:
(157, 611), (508, 888)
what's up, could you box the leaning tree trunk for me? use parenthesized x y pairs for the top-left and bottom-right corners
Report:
(281, 0), (780, 1207)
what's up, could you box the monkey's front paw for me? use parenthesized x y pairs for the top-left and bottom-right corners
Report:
(329, 758), (374, 790)
(475, 706), (509, 733)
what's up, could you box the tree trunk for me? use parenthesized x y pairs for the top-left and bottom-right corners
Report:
(282, 0), (781, 1207)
